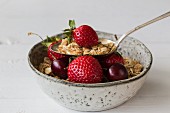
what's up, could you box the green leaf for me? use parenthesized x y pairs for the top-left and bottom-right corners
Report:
(63, 31), (71, 36)
(41, 36), (61, 47)
(67, 37), (72, 44)
(42, 42), (52, 47)
(63, 31), (72, 44)
(55, 36), (61, 41)
(69, 57), (72, 64)
(69, 20), (76, 30)
(69, 56), (78, 64)
(63, 29), (71, 32)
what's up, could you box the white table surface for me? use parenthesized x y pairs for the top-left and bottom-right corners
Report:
(0, 0), (170, 113)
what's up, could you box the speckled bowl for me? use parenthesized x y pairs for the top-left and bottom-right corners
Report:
(28, 31), (152, 111)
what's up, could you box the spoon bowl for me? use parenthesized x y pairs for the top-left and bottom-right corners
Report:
(50, 37), (116, 56)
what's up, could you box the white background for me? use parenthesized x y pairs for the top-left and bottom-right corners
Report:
(0, 0), (170, 113)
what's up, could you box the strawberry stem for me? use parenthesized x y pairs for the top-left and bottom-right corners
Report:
(63, 20), (76, 44)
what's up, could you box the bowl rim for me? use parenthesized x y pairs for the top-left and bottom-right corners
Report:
(28, 32), (153, 88)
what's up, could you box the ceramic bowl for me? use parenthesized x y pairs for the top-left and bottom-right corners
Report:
(28, 31), (152, 111)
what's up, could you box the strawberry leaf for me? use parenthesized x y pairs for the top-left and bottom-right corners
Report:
(63, 31), (72, 36)
(63, 29), (71, 32)
(63, 31), (72, 44)
(41, 42), (52, 47)
(69, 56), (78, 64)
(63, 20), (76, 44)
(67, 37), (72, 44)
(41, 36), (61, 47)
(69, 20), (76, 30)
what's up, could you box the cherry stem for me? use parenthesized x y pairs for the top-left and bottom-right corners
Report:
(28, 32), (48, 47)
(28, 32), (60, 61)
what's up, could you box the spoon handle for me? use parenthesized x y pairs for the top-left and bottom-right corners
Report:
(115, 11), (170, 47)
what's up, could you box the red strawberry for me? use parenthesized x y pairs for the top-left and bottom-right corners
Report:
(48, 42), (69, 61)
(97, 52), (124, 68)
(67, 56), (103, 83)
(72, 25), (98, 47)
(64, 20), (98, 47)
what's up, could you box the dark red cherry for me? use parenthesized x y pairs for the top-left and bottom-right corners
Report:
(51, 59), (67, 79)
(107, 63), (128, 81)
(96, 52), (124, 68)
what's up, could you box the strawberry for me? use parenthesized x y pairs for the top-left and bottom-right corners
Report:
(64, 20), (98, 47)
(48, 42), (69, 64)
(67, 56), (103, 83)
(97, 52), (124, 68)
(72, 25), (98, 47)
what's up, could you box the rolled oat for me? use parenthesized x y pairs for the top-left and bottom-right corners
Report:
(56, 39), (113, 55)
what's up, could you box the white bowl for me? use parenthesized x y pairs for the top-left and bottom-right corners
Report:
(28, 31), (152, 111)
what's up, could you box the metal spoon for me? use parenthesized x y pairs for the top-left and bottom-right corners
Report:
(51, 11), (170, 56)
(109, 11), (170, 53)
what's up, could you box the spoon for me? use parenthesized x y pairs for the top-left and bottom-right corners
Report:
(109, 11), (170, 53)
(51, 11), (170, 56)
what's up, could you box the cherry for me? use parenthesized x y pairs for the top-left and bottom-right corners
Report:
(51, 59), (68, 79)
(96, 52), (124, 68)
(28, 32), (69, 79)
(107, 63), (128, 81)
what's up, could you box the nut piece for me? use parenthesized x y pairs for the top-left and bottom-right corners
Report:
(83, 47), (91, 55)
(89, 49), (97, 55)
(100, 47), (108, 53)
(39, 57), (51, 74)
(60, 38), (68, 46)
(44, 57), (51, 64)
(45, 67), (52, 74)
(134, 63), (143, 73)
